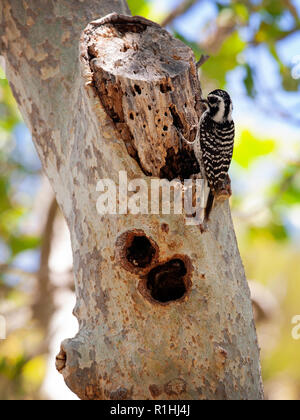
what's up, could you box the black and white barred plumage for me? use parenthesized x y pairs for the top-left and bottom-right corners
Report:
(183, 89), (235, 221)
(199, 89), (234, 193)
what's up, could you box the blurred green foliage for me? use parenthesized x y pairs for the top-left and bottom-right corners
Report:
(0, 78), (40, 260)
(1, 0), (300, 400)
(0, 71), (43, 399)
(202, 32), (247, 87)
(233, 130), (276, 168)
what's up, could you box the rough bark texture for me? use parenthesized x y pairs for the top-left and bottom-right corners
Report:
(1, 1), (264, 400)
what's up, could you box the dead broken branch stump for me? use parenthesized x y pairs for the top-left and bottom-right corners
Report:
(81, 13), (203, 180)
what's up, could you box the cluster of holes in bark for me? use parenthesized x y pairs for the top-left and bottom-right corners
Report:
(89, 61), (154, 177)
(160, 147), (200, 181)
(88, 54), (154, 176)
(88, 43), (199, 181)
(124, 88), (198, 180)
(117, 230), (191, 304)
(114, 22), (148, 34)
(158, 104), (199, 180)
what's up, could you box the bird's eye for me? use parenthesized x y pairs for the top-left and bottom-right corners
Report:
(208, 96), (218, 105)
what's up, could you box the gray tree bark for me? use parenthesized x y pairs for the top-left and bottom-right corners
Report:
(0, 1), (264, 400)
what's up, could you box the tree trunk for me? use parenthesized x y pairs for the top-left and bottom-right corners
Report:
(0, 1), (264, 400)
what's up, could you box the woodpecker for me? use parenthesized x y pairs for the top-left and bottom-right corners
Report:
(182, 89), (235, 221)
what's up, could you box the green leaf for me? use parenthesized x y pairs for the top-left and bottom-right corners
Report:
(255, 21), (286, 44)
(281, 66), (300, 92)
(9, 235), (40, 256)
(0, 176), (11, 213)
(22, 355), (46, 388)
(201, 32), (246, 87)
(232, 3), (249, 24)
(233, 130), (276, 168)
(270, 166), (300, 206)
(173, 32), (203, 61)
(269, 44), (300, 92)
(127, 0), (151, 16)
(261, 0), (284, 17)
(247, 222), (288, 242)
(243, 64), (255, 97)
(0, 208), (26, 237)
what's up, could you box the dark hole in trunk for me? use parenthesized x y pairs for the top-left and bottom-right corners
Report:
(160, 147), (200, 181)
(126, 236), (156, 268)
(147, 259), (187, 303)
(169, 104), (184, 131)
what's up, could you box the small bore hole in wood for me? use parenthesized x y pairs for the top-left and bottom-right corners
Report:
(134, 84), (142, 95)
(160, 83), (172, 93)
(126, 235), (156, 268)
(146, 258), (188, 303)
(169, 104), (184, 131)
